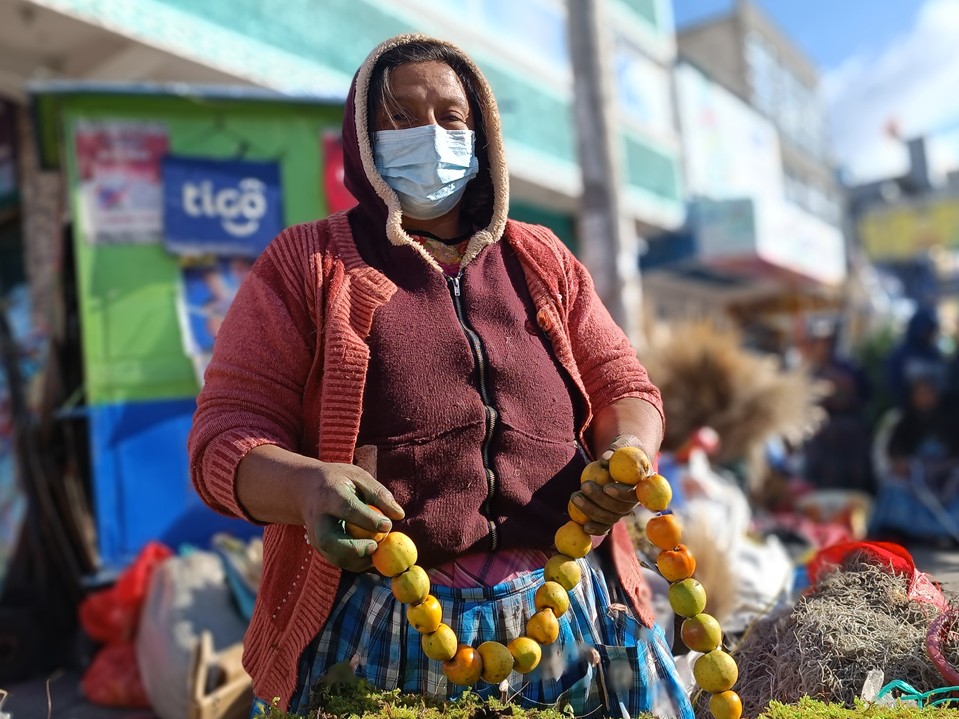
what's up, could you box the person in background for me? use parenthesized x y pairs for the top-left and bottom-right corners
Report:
(870, 367), (959, 544)
(188, 34), (692, 719)
(885, 306), (944, 409)
(801, 319), (873, 493)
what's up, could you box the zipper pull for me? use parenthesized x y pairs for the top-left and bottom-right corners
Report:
(451, 276), (461, 297)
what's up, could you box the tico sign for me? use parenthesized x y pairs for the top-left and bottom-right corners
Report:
(163, 156), (283, 257)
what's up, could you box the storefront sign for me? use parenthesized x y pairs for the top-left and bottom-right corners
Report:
(163, 156), (283, 257)
(859, 196), (959, 261)
(75, 120), (169, 244)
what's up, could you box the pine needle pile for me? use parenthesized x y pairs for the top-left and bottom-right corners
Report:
(641, 321), (826, 491)
(719, 557), (945, 719)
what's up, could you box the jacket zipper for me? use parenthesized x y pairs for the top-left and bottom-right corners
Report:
(448, 273), (500, 551)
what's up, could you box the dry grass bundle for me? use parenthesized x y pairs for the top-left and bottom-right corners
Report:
(642, 321), (826, 491)
(714, 558), (944, 719)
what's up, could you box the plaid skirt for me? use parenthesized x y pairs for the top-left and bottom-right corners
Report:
(252, 554), (692, 718)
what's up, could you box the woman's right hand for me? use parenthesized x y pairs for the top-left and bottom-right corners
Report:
(236, 445), (405, 572)
(301, 461), (405, 572)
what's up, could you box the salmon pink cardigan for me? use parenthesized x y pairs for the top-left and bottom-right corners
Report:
(188, 212), (663, 708)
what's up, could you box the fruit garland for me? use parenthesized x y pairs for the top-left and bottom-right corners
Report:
(346, 446), (742, 719)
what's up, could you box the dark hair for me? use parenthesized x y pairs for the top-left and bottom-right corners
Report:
(368, 41), (494, 226)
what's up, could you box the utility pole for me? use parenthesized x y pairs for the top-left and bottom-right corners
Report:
(567, 0), (644, 345)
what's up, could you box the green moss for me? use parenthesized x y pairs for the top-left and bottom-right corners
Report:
(260, 681), (656, 719)
(758, 696), (959, 718)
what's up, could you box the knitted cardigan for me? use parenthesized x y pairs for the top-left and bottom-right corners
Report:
(188, 213), (663, 707)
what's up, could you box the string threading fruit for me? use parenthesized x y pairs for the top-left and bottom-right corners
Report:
(348, 446), (740, 717)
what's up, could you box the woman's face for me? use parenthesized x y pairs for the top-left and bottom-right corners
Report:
(374, 61), (475, 133)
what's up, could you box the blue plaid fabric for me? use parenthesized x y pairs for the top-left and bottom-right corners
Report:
(252, 554), (693, 718)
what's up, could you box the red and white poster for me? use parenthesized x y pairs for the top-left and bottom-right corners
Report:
(74, 120), (169, 245)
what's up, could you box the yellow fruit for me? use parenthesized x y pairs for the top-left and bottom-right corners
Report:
(544, 554), (582, 591)
(656, 545), (697, 582)
(580, 461), (613, 486)
(635, 474), (673, 512)
(371, 532), (417, 577)
(554, 521), (592, 559)
(443, 644), (483, 686)
(508, 636), (542, 674)
(407, 595), (442, 633)
(345, 504), (389, 542)
(421, 624), (458, 661)
(567, 499), (589, 525)
(534, 581), (571, 618)
(608, 446), (650, 485)
(526, 608), (560, 644)
(694, 650), (738, 693)
(709, 690), (743, 719)
(646, 513), (683, 550)
(391, 565), (430, 605)
(669, 578), (707, 618)
(477, 641), (514, 684)
(681, 614), (723, 653)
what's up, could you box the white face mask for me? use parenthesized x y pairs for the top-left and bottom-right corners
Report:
(373, 124), (480, 220)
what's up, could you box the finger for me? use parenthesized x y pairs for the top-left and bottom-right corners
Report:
(580, 482), (637, 514)
(349, 471), (405, 521)
(603, 482), (640, 504)
(583, 521), (613, 536)
(571, 491), (626, 526)
(313, 515), (378, 568)
(332, 484), (393, 533)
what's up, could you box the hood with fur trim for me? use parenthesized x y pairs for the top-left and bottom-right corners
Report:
(341, 34), (510, 271)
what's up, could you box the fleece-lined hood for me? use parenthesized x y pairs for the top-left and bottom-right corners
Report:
(342, 34), (510, 271)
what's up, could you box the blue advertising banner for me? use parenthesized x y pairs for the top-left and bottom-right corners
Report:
(162, 156), (283, 257)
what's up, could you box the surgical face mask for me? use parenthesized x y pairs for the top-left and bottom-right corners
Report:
(373, 124), (479, 220)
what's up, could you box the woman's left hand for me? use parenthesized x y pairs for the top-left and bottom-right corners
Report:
(570, 435), (649, 536)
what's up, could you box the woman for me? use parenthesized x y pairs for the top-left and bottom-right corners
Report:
(189, 34), (692, 718)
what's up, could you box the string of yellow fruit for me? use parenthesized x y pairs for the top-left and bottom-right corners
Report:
(346, 447), (742, 719)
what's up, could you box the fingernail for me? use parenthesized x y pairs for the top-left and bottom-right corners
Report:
(378, 520), (391, 532)
(572, 496), (585, 508)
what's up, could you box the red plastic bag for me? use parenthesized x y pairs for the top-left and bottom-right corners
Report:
(808, 540), (947, 611)
(81, 643), (151, 708)
(79, 541), (172, 644)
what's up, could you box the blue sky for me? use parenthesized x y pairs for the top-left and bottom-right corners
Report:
(671, 0), (921, 70)
(671, 0), (959, 182)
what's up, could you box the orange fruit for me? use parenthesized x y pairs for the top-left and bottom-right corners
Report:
(669, 578), (707, 618)
(608, 446), (650, 485)
(657, 545), (697, 582)
(421, 623), (457, 661)
(477, 641), (513, 684)
(526, 608), (560, 644)
(681, 613), (723, 653)
(371, 532), (417, 577)
(443, 644), (483, 686)
(635, 474), (673, 512)
(554, 521), (592, 559)
(345, 504), (389, 542)
(580, 461), (613, 486)
(709, 690), (743, 719)
(391, 565), (430, 605)
(544, 554), (582, 591)
(567, 499), (589, 525)
(534, 581), (570, 617)
(646, 513), (682, 550)
(508, 636), (542, 674)
(407, 595), (442, 633)
(694, 650), (738, 693)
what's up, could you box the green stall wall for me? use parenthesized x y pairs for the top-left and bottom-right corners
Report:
(56, 93), (343, 405)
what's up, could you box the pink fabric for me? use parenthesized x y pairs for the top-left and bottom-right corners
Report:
(188, 214), (663, 708)
(429, 549), (552, 588)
